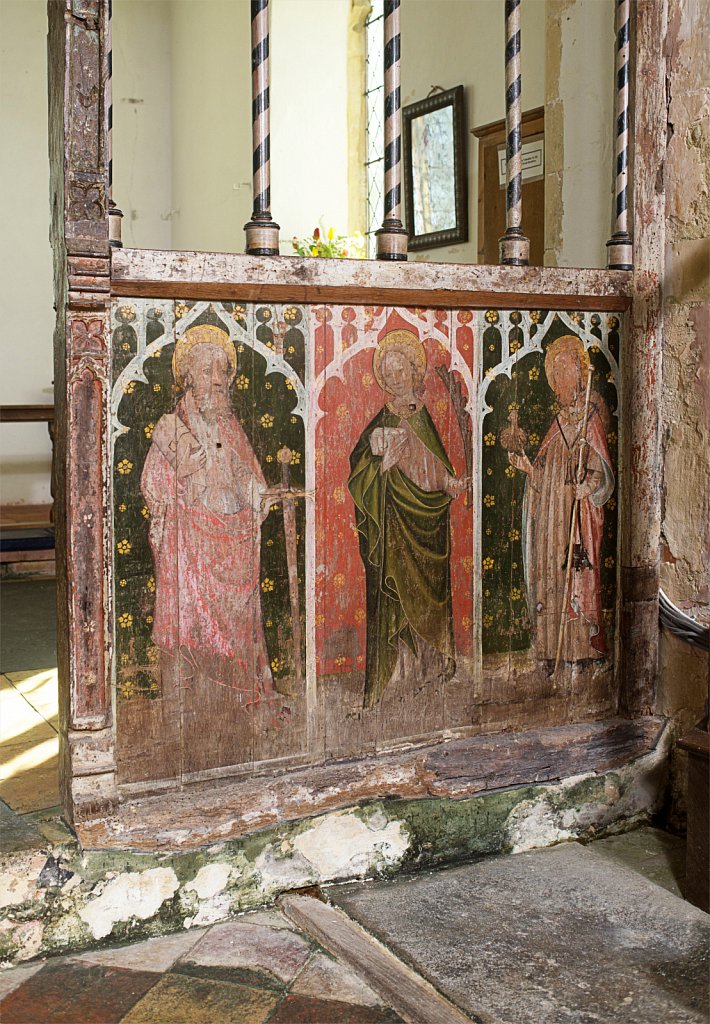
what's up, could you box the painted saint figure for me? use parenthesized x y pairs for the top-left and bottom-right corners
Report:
(348, 324), (467, 707)
(141, 323), (275, 704)
(509, 335), (614, 664)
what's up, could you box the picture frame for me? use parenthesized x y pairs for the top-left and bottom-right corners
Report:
(403, 85), (468, 252)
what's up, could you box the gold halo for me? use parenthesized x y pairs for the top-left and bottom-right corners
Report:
(172, 324), (237, 388)
(544, 333), (590, 382)
(373, 330), (427, 392)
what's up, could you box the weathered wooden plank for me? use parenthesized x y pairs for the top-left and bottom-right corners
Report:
(279, 894), (474, 1024)
(111, 249), (632, 310)
(620, 0), (666, 714)
(49, 0), (116, 822)
(74, 716), (664, 848)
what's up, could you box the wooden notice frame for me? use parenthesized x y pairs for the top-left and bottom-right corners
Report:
(472, 107), (545, 266)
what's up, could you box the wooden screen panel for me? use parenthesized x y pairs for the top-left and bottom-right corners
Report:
(110, 297), (622, 791)
(112, 300), (311, 787)
(313, 305), (478, 755)
(478, 308), (620, 729)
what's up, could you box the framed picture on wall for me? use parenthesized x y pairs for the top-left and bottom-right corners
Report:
(403, 85), (468, 252)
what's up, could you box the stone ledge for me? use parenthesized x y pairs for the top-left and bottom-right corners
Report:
(77, 716), (665, 852)
(0, 718), (670, 966)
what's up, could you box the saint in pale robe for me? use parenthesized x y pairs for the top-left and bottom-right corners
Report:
(512, 337), (614, 663)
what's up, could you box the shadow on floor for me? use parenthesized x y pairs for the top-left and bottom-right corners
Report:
(0, 579), (57, 672)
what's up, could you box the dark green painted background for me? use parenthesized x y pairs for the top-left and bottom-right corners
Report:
(112, 302), (306, 701)
(481, 312), (620, 655)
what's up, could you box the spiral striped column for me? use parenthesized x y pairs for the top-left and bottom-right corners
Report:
(606, 0), (633, 269)
(106, 0), (123, 247)
(499, 0), (529, 266)
(376, 0), (408, 260)
(245, 0), (280, 255)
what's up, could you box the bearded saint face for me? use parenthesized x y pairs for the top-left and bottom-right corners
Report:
(183, 344), (233, 420)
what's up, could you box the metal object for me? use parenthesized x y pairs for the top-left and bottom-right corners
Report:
(245, 0), (280, 256)
(376, 0), (408, 261)
(659, 589), (710, 650)
(499, 0), (529, 266)
(606, 0), (633, 270)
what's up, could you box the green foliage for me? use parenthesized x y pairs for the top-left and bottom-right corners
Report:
(291, 225), (365, 259)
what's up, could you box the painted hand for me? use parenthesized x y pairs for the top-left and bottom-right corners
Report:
(176, 435), (206, 479)
(508, 451), (533, 475)
(446, 474), (468, 499)
(575, 480), (594, 500)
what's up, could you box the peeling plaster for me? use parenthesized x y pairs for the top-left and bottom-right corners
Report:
(292, 812), (410, 880)
(78, 867), (179, 939)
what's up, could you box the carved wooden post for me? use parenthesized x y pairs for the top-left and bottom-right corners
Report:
(376, 0), (408, 260)
(620, 0), (665, 715)
(245, 0), (280, 255)
(48, 0), (117, 820)
(499, 0), (530, 266)
(606, 0), (633, 270)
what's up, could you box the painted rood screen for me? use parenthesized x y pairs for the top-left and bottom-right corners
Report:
(110, 301), (621, 785)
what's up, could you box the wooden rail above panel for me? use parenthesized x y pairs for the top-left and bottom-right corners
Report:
(0, 405), (55, 423)
(111, 249), (632, 311)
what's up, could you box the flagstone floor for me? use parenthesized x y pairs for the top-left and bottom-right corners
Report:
(0, 907), (404, 1024)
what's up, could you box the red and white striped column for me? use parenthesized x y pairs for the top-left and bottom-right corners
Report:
(245, 0), (280, 255)
(376, 0), (408, 261)
(606, 0), (633, 270)
(499, 0), (529, 266)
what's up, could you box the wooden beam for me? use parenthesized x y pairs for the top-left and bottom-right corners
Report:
(74, 716), (664, 850)
(280, 895), (473, 1024)
(111, 249), (632, 310)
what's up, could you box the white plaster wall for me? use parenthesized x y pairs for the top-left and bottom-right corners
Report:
(0, 0), (55, 505)
(112, 1), (174, 251)
(400, 0), (547, 264)
(270, 0), (350, 253)
(558, 0), (615, 268)
(169, 0), (254, 252)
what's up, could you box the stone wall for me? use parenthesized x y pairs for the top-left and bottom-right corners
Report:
(657, 0), (710, 825)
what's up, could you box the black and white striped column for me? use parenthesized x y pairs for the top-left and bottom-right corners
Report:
(106, 0), (123, 248)
(245, 0), (280, 255)
(606, 0), (633, 270)
(376, 0), (408, 261)
(499, 0), (529, 266)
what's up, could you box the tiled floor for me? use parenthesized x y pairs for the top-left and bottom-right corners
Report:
(0, 669), (59, 813)
(0, 908), (403, 1024)
(0, 577), (59, 814)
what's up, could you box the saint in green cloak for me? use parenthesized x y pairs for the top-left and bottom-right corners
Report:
(348, 327), (467, 708)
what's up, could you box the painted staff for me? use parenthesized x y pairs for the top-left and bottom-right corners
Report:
(554, 364), (595, 679)
(106, 0), (123, 247)
(606, 0), (633, 269)
(436, 366), (473, 506)
(245, 0), (280, 256)
(499, 0), (529, 266)
(275, 448), (303, 688)
(376, 0), (408, 260)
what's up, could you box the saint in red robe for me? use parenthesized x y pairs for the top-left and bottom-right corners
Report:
(141, 391), (274, 701)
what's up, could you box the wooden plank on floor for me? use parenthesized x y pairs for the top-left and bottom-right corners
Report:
(279, 894), (477, 1024)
